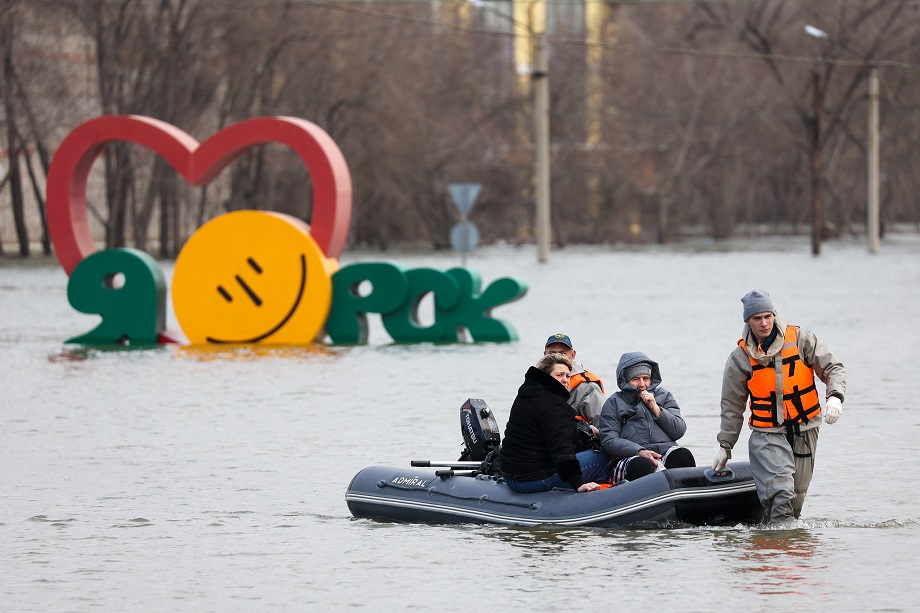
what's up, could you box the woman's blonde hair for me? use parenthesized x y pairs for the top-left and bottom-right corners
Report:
(536, 352), (573, 374)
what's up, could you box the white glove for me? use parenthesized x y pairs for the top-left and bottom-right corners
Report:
(712, 447), (731, 471)
(825, 396), (843, 425)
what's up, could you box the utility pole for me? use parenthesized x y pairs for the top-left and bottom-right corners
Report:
(867, 65), (880, 254)
(811, 71), (823, 256)
(533, 28), (551, 263)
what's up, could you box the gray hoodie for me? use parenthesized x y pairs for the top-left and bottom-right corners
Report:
(598, 351), (688, 459)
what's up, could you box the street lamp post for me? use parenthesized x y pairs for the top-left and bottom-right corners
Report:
(805, 24), (881, 254)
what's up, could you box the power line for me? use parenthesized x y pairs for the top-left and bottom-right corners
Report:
(22, 0), (847, 4)
(281, 0), (920, 70)
(21, 0), (920, 70)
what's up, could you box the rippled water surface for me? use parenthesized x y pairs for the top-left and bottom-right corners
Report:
(2, 237), (919, 611)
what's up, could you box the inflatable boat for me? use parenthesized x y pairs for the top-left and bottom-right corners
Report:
(345, 460), (763, 528)
(346, 399), (763, 528)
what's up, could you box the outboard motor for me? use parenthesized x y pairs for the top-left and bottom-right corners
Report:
(458, 398), (501, 461)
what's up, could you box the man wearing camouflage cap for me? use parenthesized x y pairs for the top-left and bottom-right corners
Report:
(543, 333), (605, 428)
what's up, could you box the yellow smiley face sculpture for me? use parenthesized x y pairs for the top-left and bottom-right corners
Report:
(172, 211), (338, 344)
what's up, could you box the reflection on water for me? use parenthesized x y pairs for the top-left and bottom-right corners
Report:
(46, 347), (94, 362)
(174, 342), (338, 361)
(719, 528), (825, 596)
(47, 343), (170, 362)
(481, 525), (601, 554)
(47, 339), (342, 364)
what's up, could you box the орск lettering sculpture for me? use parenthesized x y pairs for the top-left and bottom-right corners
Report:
(46, 115), (526, 346)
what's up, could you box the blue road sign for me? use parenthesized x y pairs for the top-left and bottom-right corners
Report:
(450, 221), (480, 253)
(448, 183), (482, 216)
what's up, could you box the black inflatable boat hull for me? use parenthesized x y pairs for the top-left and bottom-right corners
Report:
(346, 462), (763, 528)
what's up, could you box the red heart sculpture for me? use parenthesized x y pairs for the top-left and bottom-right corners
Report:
(47, 115), (352, 275)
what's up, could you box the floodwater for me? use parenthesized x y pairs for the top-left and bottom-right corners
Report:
(2, 236), (919, 611)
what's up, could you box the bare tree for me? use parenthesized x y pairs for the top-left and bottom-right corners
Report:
(4, 0), (920, 255)
(687, 0), (920, 239)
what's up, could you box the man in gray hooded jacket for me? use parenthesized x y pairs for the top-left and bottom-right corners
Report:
(712, 289), (846, 522)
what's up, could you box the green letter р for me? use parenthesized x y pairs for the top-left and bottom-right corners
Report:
(66, 248), (166, 345)
(326, 262), (409, 344)
(381, 267), (461, 343)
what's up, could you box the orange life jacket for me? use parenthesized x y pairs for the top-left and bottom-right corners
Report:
(570, 370), (604, 394)
(740, 325), (821, 429)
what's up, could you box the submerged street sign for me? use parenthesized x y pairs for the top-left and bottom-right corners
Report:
(450, 220), (480, 253)
(448, 183), (482, 216)
(448, 183), (482, 264)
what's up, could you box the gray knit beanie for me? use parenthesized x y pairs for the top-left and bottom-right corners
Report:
(624, 362), (652, 382)
(741, 289), (776, 321)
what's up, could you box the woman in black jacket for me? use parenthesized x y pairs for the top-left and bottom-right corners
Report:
(501, 353), (611, 493)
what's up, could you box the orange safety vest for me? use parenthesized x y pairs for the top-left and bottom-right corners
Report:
(570, 370), (604, 394)
(740, 325), (821, 429)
